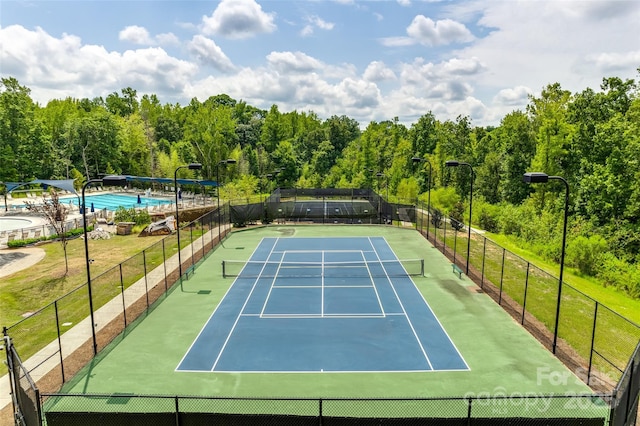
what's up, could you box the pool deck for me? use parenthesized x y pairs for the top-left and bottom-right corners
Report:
(0, 190), (214, 248)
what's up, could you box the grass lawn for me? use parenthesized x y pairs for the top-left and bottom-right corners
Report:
(486, 232), (640, 325)
(0, 232), (166, 327)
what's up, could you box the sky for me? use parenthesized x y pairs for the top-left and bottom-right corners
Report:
(1, 0), (639, 127)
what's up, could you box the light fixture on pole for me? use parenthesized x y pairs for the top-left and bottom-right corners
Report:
(174, 163), (202, 279)
(412, 156), (433, 239)
(523, 172), (569, 354)
(216, 159), (236, 243)
(83, 175), (127, 356)
(445, 160), (474, 275)
(376, 172), (389, 224)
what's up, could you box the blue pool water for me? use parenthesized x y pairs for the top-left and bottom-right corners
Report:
(61, 194), (172, 211)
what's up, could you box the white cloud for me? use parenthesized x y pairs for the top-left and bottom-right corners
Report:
(119, 25), (153, 45)
(380, 15), (474, 47)
(0, 25), (197, 102)
(363, 61), (396, 82)
(451, 1), (640, 104)
(397, 0), (411, 6)
(119, 26), (180, 47)
(493, 86), (533, 106)
(406, 15), (474, 46)
(300, 15), (335, 37)
(202, 0), (276, 39)
(379, 36), (415, 47)
(156, 33), (180, 46)
(582, 50), (640, 73)
(187, 35), (235, 72)
(267, 51), (323, 73)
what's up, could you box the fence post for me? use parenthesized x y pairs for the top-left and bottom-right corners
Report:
(522, 262), (530, 325)
(190, 222), (195, 269)
(119, 264), (127, 328)
(143, 250), (149, 308)
(587, 302), (599, 385)
(481, 237), (487, 289)
(453, 227), (458, 264)
(175, 396), (180, 426)
(319, 398), (323, 426)
(162, 239), (168, 293)
(54, 300), (66, 383)
(498, 248), (505, 305)
(442, 219), (447, 255)
(201, 218), (205, 260)
(467, 397), (473, 425)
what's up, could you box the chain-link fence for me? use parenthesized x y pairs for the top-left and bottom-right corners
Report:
(232, 188), (415, 225)
(416, 200), (640, 394)
(4, 336), (41, 426)
(36, 393), (614, 425)
(4, 196), (640, 425)
(3, 205), (231, 420)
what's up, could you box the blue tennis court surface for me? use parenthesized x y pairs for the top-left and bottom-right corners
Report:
(177, 237), (468, 373)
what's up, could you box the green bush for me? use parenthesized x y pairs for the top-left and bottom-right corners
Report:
(597, 253), (640, 298)
(449, 201), (465, 231)
(114, 206), (151, 226)
(475, 202), (501, 233)
(566, 235), (608, 276)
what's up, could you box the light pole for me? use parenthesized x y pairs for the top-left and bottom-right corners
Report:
(523, 172), (569, 354)
(376, 172), (389, 224)
(412, 157), (432, 239)
(216, 159), (236, 243)
(445, 160), (474, 275)
(174, 163), (202, 279)
(83, 175), (127, 356)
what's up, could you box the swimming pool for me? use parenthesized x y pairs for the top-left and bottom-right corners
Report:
(61, 194), (173, 211)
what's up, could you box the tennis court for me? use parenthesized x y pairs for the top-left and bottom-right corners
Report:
(52, 225), (606, 420)
(178, 237), (467, 372)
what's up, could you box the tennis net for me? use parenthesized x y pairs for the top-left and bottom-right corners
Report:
(222, 259), (424, 279)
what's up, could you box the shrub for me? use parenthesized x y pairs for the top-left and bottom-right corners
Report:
(566, 235), (608, 276)
(114, 206), (151, 226)
(476, 203), (500, 233)
(449, 201), (465, 231)
(430, 208), (443, 228)
(597, 253), (640, 298)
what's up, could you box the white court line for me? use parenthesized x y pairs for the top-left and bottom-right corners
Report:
(176, 236), (274, 372)
(321, 250), (325, 317)
(368, 236), (434, 370)
(210, 238), (281, 371)
(381, 236), (470, 371)
(360, 250), (386, 317)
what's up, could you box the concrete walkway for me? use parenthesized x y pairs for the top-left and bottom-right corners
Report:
(1, 225), (227, 415)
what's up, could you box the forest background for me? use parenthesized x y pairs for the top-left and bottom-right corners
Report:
(1, 70), (640, 299)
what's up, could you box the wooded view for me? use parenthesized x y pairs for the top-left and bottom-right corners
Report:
(1, 70), (639, 298)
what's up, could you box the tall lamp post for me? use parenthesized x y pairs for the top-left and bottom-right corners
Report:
(523, 172), (569, 354)
(83, 175), (127, 356)
(375, 172), (388, 224)
(216, 159), (236, 243)
(174, 163), (202, 279)
(411, 156), (432, 239)
(445, 160), (474, 274)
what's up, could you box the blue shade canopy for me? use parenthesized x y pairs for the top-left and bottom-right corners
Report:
(4, 179), (78, 195)
(2, 176), (218, 195)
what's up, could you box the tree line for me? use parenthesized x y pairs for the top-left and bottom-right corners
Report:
(1, 70), (639, 297)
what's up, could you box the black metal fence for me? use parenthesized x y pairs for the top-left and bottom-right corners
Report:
(4, 193), (640, 425)
(5, 336), (42, 426)
(39, 393), (611, 426)
(416, 201), (640, 396)
(232, 188), (415, 225)
(3, 204), (231, 425)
